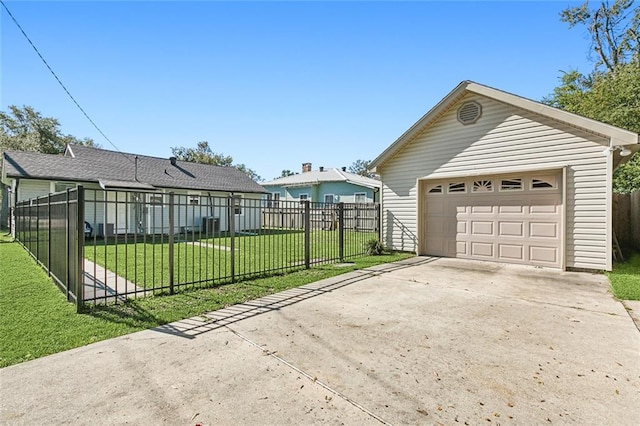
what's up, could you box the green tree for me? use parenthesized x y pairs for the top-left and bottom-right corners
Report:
(348, 159), (378, 179)
(171, 141), (262, 181)
(280, 169), (296, 178)
(546, 1), (640, 193)
(561, 0), (639, 72)
(0, 105), (95, 154)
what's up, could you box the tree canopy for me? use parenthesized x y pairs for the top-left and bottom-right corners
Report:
(546, 1), (640, 194)
(0, 105), (96, 154)
(170, 141), (262, 182)
(560, 0), (639, 73)
(348, 159), (378, 179)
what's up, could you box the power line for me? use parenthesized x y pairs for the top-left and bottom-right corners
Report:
(0, 0), (132, 162)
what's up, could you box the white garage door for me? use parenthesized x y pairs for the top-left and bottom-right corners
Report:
(423, 172), (563, 268)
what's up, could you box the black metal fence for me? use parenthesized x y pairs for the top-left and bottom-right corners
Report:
(15, 186), (380, 309)
(14, 188), (85, 310)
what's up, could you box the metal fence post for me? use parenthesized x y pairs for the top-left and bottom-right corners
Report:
(66, 189), (71, 301)
(304, 200), (310, 269)
(75, 186), (85, 313)
(229, 195), (236, 282)
(35, 199), (39, 260)
(47, 193), (52, 275)
(376, 203), (381, 240)
(337, 202), (344, 262)
(168, 192), (175, 295)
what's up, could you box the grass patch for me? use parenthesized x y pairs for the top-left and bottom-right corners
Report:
(607, 252), (640, 300)
(84, 229), (379, 290)
(1, 237), (412, 367)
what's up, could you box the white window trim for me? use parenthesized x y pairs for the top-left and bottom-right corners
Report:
(324, 194), (335, 203)
(472, 179), (494, 193)
(354, 192), (367, 202)
(499, 177), (524, 192)
(232, 194), (243, 215)
(447, 182), (467, 194)
(299, 193), (309, 201)
(530, 176), (557, 190)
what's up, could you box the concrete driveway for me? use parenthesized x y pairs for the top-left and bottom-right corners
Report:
(1, 257), (639, 425)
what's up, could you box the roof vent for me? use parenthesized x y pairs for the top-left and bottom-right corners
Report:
(342, 167), (347, 172)
(169, 156), (177, 166)
(457, 101), (482, 125)
(319, 166), (324, 172)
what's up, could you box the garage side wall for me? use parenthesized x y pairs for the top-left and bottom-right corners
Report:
(380, 93), (610, 270)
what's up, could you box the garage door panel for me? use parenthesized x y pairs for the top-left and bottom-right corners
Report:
(499, 204), (525, 214)
(530, 246), (558, 263)
(471, 242), (493, 257)
(530, 222), (558, 238)
(530, 204), (560, 214)
(499, 222), (523, 237)
(424, 171), (563, 268)
(471, 221), (494, 235)
(498, 244), (524, 260)
(471, 205), (494, 214)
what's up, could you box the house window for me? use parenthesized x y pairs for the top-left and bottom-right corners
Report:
(149, 195), (163, 205)
(531, 177), (557, 190)
(54, 182), (76, 193)
(266, 192), (280, 208)
(447, 182), (466, 193)
(232, 195), (242, 214)
(324, 194), (335, 203)
(299, 194), (309, 201)
(500, 178), (523, 191)
(354, 192), (367, 203)
(189, 196), (200, 205)
(473, 180), (493, 192)
(428, 185), (442, 194)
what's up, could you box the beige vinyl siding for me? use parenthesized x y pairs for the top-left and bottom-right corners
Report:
(17, 179), (51, 201)
(380, 93), (610, 270)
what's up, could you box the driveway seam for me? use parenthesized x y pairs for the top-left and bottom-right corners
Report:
(225, 325), (393, 425)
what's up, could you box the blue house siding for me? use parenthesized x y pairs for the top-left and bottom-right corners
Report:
(263, 182), (377, 203)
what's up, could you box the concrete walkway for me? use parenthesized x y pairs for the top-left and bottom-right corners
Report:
(83, 259), (144, 303)
(1, 257), (639, 425)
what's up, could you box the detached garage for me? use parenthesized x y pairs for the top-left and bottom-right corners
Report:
(370, 81), (639, 271)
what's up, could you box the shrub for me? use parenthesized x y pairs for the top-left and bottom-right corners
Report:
(365, 238), (385, 255)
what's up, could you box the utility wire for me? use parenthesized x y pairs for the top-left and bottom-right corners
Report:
(1, 0), (133, 163)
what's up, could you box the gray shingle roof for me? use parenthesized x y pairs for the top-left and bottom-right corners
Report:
(2, 144), (266, 194)
(262, 168), (381, 189)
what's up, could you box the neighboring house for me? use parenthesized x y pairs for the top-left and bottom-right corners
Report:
(369, 81), (639, 271)
(262, 163), (381, 205)
(1, 144), (266, 235)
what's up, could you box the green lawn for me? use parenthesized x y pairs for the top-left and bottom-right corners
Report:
(607, 252), (640, 300)
(84, 229), (378, 290)
(1, 234), (412, 368)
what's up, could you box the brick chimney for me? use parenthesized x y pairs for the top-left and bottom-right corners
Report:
(302, 162), (312, 173)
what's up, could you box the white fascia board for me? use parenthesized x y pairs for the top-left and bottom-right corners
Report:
(467, 83), (639, 147)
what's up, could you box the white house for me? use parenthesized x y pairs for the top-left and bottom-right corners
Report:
(369, 81), (639, 271)
(1, 144), (267, 235)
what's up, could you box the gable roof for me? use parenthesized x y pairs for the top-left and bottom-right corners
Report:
(370, 80), (640, 172)
(262, 168), (381, 190)
(2, 144), (266, 194)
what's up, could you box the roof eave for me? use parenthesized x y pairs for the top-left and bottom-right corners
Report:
(370, 80), (640, 171)
(466, 82), (639, 147)
(369, 80), (471, 171)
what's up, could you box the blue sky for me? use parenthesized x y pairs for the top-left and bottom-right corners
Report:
(2, 1), (595, 181)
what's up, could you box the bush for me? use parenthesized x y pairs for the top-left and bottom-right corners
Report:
(365, 238), (385, 255)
